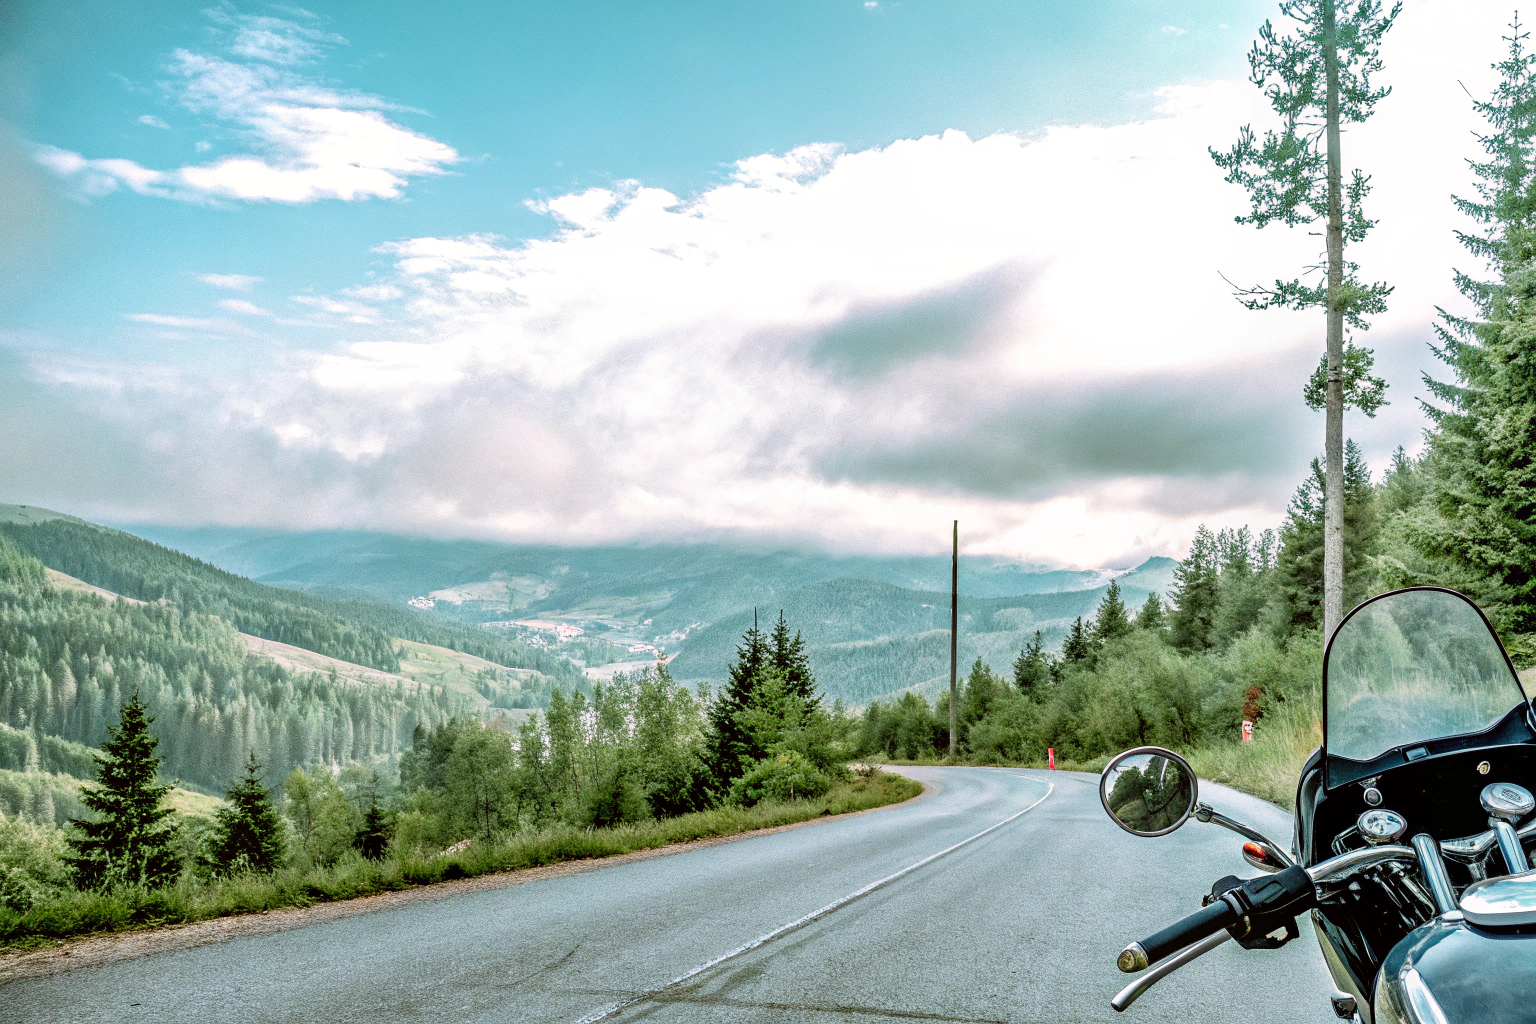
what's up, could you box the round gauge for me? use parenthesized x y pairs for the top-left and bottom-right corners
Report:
(1357, 808), (1408, 845)
(1481, 782), (1536, 822)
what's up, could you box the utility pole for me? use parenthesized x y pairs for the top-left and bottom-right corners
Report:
(949, 520), (958, 758)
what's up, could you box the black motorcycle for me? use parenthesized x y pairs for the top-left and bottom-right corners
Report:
(1100, 586), (1536, 1022)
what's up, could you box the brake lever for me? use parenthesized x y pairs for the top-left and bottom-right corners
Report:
(1111, 930), (1231, 1012)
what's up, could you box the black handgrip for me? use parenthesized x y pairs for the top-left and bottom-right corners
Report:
(1137, 899), (1239, 967)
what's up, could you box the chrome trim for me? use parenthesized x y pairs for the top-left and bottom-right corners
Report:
(1100, 746), (1199, 838)
(1494, 820), (1530, 874)
(1481, 781), (1534, 822)
(1110, 930), (1230, 1012)
(1195, 803), (1296, 869)
(1357, 809), (1408, 846)
(1116, 941), (1149, 973)
(1459, 869), (1536, 926)
(1402, 968), (1450, 1024)
(1441, 814), (1536, 861)
(1411, 834), (1457, 914)
(1307, 844), (1417, 883)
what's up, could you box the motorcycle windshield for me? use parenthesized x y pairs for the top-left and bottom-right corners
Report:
(1325, 588), (1529, 763)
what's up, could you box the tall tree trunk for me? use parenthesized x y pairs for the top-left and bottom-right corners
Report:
(1322, 0), (1346, 641)
(949, 519), (958, 758)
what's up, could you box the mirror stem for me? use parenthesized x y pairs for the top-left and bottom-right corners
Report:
(1194, 803), (1296, 869)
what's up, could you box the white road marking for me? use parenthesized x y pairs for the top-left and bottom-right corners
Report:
(573, 772), (1056, 1023)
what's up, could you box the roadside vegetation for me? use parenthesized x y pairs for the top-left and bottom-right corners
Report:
(854, 16), (1536, 809)
(0, 599), (916, 950)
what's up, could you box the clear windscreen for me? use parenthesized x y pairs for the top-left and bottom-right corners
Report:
(1326, 589), (1529, 763)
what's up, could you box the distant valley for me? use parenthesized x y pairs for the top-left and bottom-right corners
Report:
(117, 520), (1177, 705)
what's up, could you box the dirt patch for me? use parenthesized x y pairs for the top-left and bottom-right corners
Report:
(0, 776), (929, 984)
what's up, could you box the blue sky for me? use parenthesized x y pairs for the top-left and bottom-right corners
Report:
(0, 0), (1512, 565)
(6, 1), (1259, 349)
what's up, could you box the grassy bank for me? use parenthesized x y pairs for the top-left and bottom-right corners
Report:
(0, 770), (920, 951)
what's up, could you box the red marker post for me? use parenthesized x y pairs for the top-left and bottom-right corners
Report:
(1241, 720), (1254, 743)
(1047, 747), (1056, 770)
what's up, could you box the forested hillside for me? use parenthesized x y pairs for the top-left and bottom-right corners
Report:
(0, 512), (586, 689)
(668, 577), (1136, 704)
(0, 536), (469, 796)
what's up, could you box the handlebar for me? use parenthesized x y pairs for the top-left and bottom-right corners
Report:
(1118, 898), (1239, 972)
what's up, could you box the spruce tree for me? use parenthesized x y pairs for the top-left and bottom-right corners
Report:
(1091, 580), (1133, 644)
(208, 751), (287, 875)
(1011, 630), (1051, 696)
(703, 617), (770, 785)
(1212, 0), (1399, 639)
(1275, 440), (1379, 631)
(354, 800), (392, 860)
(67, 692), (180, 889)
(768, 611), (817, 705)
(1061, 618), (1092, 664)
(1137, 592), (1168, 632)
(1169, 526), (1221, 652)
(1413, 19), (1536, 629)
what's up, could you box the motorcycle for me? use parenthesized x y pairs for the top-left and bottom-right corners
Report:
(1099, 586), (1536, 1022)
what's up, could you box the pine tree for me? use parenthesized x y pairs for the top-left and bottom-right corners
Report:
(1091, 580), (1133, 645)
(1137, 592), (1168, 632)
(1212, 0), (1399, 639)
(1169, 526), (1221, 652)
(1011, 630), (1051, 696)
(1413, 19), (1536, 629)
(67, 692), (180, 889)
(207, 751), (287, 875)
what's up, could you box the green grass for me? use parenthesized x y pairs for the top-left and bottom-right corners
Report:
(0, 771), (920, 950)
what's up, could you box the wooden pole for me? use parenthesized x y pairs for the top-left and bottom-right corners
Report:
(950, 520), (958, 758)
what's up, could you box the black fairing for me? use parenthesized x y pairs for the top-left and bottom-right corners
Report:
(1379, 917), (1536, 1022)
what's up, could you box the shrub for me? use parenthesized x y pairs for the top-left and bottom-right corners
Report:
(0, 812), (71, 912)
(728, 751), (831, 807)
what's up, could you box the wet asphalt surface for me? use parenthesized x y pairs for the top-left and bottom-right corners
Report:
(1, 767), (1334, 1024)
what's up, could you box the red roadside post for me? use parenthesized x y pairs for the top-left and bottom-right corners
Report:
(1048, 747), (1055, 770)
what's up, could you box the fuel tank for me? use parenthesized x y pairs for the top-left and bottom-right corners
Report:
(1373, 912), (1536, 1022)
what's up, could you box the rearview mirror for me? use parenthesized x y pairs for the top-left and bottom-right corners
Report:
(1100, 746), (1199, 837)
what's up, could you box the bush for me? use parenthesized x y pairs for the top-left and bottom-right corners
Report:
(0, 812), (71, 912)
(728, 751), (831, 807)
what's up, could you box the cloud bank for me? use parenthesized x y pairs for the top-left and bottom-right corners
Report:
(4, 0), (1508, 566)
(34, 11), (457, 204)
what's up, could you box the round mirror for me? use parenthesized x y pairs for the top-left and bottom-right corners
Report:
(1100, 746), (1199, 837)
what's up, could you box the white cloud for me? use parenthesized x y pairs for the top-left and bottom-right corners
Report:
(342, 284), (403, 301)
(218, 298), (270, 315)
(292, 295), (380, 323)
(138, 115), (170, 129)
(199, 272), (262, 290)
(1162, 25), (1188, 36)
(125, 313), (239, 331)
(35, 12), (456, 204)
(10, 0), (1511, 566)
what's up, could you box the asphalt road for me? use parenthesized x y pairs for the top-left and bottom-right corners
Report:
(2, 767), (1335, 1024)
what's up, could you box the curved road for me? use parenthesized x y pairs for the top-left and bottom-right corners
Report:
(1, 768), (1333, 1023)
